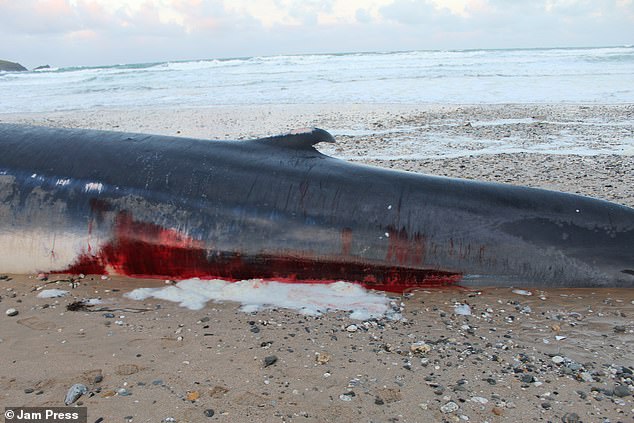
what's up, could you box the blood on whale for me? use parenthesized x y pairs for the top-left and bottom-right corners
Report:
(57, 210), (462, 293)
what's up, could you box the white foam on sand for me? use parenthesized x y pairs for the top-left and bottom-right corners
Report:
(37, 289), (69, 298)
(126, 279), (394, 320)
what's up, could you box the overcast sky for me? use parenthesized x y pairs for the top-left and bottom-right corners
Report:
(1, 0), (632, 68)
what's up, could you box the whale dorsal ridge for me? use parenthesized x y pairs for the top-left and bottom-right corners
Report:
(256, 128), (335, 151)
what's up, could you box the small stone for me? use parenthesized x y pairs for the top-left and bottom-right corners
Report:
(440, 401), (459, 413)
(152, 379), (164, 386)
(520, 374), (535, 383)
(315, 352), (331, 364)
(203, 409), (215, 417)
(579, 372), (593, 382)
(614, 325), (626, 333)
(94, 375), (103, 383)
(551, 355), (565, 364)
(5, 308), (18, 317)
(345, 324), (358, 332)
(117, 388), (131, 396)
(186, 390), (200, 401)
(263, 355), (278, 367)
(561, 412), (581, 423)
(24, 388), (34, 394)
(454, 304), (471, 316)
(103, 313), (115, 318)
(410, 341), (431, 354)
(491, 407), (503, 416)
(541, 402), (551, 409)
(64, 383), (88, 405)
(471, 396), (488, 404)
(339, 391), (355, 401)
(614, 385), (630, 397)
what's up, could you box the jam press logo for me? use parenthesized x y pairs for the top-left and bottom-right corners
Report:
(4, 408), (87, 423)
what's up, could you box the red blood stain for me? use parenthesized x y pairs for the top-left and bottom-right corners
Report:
(62, 254), (107, 275)
(386, 225), (429, 266)
(55, 211), (462, 293)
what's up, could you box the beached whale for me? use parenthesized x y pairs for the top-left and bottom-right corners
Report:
(0, 124), (632, 290)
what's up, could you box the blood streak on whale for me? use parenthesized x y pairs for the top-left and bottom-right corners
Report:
(58, 207), (462, 293)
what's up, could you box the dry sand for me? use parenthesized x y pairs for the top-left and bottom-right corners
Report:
(1, 104), (633, 422)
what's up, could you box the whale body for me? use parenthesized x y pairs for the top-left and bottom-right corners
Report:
(0, 124), (632, 290)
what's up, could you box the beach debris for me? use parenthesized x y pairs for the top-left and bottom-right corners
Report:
(440, 401), (459, 413)
(512, 289), (532, 296)
(66, 299), (150, 313)
(37, 289), (69, 298)
(410, 341), (432, 354)
(471, 396), (489, 404)
(5, 308), (18, 316)
(263, 355), (278, 367)
(186, 390), (200, 401)
(117, 388), (131, 396)
(561, 412), (581, 423)
(454, 303), (472, 316)
(66, 301), (92, 311)
(64, 383), (88, 405)
(613, 385), (630, 398)
(315, 352), (331, 364)
(339, 391), (356, 401)
(551, 355), (565, 364)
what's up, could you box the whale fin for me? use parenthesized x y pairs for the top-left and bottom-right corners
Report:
(256, 128), (335, 151)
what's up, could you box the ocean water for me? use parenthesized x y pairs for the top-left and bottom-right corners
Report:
(1, 46), (633, 113)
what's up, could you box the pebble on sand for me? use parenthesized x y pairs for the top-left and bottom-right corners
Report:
(64, 384), (88, 405)
(5, 308), (18, 317)
(263, 355), (278, 367)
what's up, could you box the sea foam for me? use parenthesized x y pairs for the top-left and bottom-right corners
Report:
(126, 279), (394, 320)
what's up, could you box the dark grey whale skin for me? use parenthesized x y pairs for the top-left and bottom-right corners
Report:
(0, 123), (632, 290)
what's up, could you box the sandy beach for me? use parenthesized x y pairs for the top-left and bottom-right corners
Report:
(1, 104), (633, 422)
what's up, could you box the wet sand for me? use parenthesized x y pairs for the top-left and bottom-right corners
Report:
(1, 104), (633, 421)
